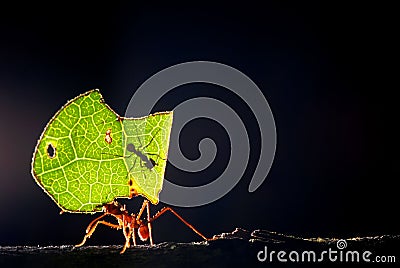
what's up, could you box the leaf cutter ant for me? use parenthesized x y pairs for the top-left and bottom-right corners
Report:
(75, 200), (212, 253)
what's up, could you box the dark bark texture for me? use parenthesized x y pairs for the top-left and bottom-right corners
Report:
(1, 229), (399, 267)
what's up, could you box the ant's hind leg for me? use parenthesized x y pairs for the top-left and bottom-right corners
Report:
(146, 153), (166, 162)
(149, 207), (209, 241)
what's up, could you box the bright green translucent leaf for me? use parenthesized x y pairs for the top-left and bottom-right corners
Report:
(31, 90), (173, 213)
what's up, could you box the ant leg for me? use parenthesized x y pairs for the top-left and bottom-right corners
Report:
(75, 214), (107, 247)
(125, 155), (139, 184)
(132, 155), (138, 170)
(130, 199), (148, 247)
(139, 158), (146, 168)
(149, 207), (209, 241)
(75, 220), (120, 247)
(141, 129), (161, 150)
(146, 201), (154, 246)
(121, 226), (133, 254)
(125, 156), (137, 180)
(136, 200), (148, 220)
(122, 227), (129, 253)
(131, 122), (146, 149)
(146, 152), (166, 168)
(85, 213), (107, 233)
(146, 152), (165, 161)
(132, 228), (137, 246)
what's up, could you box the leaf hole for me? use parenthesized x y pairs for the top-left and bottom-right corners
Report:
(47, 143), (56, 158)
(128, 179), (133, 186)
(105, 129), (112, 144)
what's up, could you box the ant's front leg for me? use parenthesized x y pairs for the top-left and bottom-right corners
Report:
(75, 215), (120, 248)
(84, 213), (107, 234)
(132, 200), (148, 246)
(146, 201), (154, 246)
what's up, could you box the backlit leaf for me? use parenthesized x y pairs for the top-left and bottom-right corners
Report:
(31, 90), (173, 213)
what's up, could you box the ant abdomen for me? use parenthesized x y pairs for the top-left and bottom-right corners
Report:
(138, 225), (149, 241)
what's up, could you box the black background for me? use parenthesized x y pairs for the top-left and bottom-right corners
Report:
(0, 2), (397, 246)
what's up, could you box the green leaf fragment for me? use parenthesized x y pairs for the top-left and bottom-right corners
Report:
(31, 90), (173, 213)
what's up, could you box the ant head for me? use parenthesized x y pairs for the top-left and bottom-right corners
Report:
(126, 143), (135, 152)
(138, 224), (149, 241)
(103, 201), (124, 214)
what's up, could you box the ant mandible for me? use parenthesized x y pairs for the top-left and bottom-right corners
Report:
(75, 200), (212, 254)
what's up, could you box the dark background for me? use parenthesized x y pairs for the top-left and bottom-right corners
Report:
(0, 2), (397, 246)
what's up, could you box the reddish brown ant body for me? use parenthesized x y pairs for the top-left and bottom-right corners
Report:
(75, 200), (210, 253)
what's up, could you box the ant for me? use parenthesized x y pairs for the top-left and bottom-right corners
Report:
(126, 128), (164, 171)
(100, 126), (164, 172)
(75, 200), (211, 254)
(126, 142), (158, 170)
